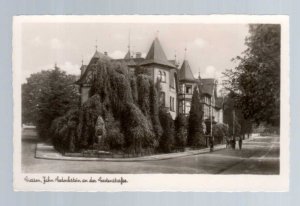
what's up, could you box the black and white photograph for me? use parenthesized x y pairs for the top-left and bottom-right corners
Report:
(13, 15), (289, 191)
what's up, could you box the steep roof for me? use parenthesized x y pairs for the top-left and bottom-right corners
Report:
(215, 97), (224, 109)
(93, 50), (111, 61)
(140, 37), (175, 68)
(75, 50), (111, 85)
(178, 60), (196, 82)
(113, 57), (145, 67)
(124, 50), (131, 59)
(80, 65), (87, 75)
(201, 78), (217, 96)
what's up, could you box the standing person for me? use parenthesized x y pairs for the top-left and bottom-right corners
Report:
(238, 136), (243, 150)
(233, 136), (236, 149)
(209, 136), (214, 152)
(226, 136), (230, 148)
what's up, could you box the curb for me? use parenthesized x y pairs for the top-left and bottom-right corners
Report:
(35, 143), (226, 162)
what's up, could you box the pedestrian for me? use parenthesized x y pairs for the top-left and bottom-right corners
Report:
(232, 136), (236, 149)
(238, 136), (243, 150)
(226, 136), (230, 148)
(209, 136), (214, 152)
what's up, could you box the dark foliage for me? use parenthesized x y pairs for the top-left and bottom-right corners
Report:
(121, 103), (155, 154)
(223, 93), (249, 137)
(49, 59), (174, 154)
(159, 109), (175, 153)
(223, 24), (280, 126)
(187, 87), (205, 147)
(149, 80), (163, 140)
(212, 123), (229, 144)
(174, 114), (187, 147)
(51, 109), (79, 153)
(104, 120), (125, 151)
(22, 67), (79, 139)
(77, 94), (102, 149)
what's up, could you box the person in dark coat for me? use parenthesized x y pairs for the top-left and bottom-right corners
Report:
(231, 136), (236, 149)
(209, 136), (214, 152)
(238, 136), (243, 150)
(225, 136), (230, 148)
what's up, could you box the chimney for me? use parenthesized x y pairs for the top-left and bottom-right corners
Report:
(135, 52), (142, 58)
(104, 51), (108, 56)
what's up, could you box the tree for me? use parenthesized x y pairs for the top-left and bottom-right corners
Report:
(212, 123), (229, 144)
(223, 93), (253, 139)
(159, 109), (175, 153)
(174, 114), (187, 147)
(80, 61), (158, 154)
(187, 87), (204, 147)
(22, 70), (51, 124)
(22, 66), (80, 139)
(223, 24), (280, 126)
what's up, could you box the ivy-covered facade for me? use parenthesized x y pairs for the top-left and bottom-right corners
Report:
(76, 37), (224, 124)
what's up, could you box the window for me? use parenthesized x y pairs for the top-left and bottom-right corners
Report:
(158, 71), (163, 81)
(180, 84), (184, 93)
(186, 85), (192, 94)
(162, 71), (166, 82)
(185, 101), (191, 114)
(170, 97), (175, 112)
(206, 106), (209, 117)
(160, 92), (165, 107)
(173, 73), (177, 89)
(158, 70), (166, 83)
(179, 101), (183, 113)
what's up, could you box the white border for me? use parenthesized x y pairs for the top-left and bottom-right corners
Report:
(13, 15), (290, 192)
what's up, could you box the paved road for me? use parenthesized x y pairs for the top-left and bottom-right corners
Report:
(22, 129), (279, 174)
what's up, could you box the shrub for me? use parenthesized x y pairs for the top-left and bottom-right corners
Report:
(51, 109), (79, 153)
(149, 80), (163, 141)
(121, 103), (155, 154)
(187, 87), (205, 147)
(109, 66), (134, 117)
(137, 74), (151, 116)
(212, 123), (229, 144)
(77, 94), (102, 149)
(175, 114), (187, 147)
(104, 121), (125, 151)
(50, 60), (165, 154)
(159, 109), (175, 153)
(129, 75), (138, 103)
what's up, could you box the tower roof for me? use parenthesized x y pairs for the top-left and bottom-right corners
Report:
(178, 60), (196, 82)
(124, 50), (131, 59)
(91, 50), (111, 61)
(201, 78), (217, 96)
(75, 50), (111, 85)
(140, 37), (175, 68)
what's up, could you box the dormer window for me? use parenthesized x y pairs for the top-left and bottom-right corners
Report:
(185, 85), (192, 94)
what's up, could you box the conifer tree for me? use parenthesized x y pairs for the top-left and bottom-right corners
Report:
(159, 109), (175, 153)
(175, 114), (187, 147)
(187, 87), (204, 146)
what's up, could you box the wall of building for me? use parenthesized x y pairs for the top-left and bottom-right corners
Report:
(178, 82), (197, 115)
(81, 86), (91, 105)
(153, 66), (177, 119)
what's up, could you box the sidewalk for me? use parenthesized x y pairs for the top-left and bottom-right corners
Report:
(35, 137), (255, 162)
(35, 143), (227, 162)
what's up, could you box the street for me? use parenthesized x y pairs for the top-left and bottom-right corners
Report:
(22, 129), (279, 174)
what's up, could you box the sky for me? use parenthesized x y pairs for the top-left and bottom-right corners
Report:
(21, 23), (249, 86)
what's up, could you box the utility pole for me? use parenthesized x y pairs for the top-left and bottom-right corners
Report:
(210, 81), (215, 137)
(233, 108), (235, 139)
(210, 96), (213, 137)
